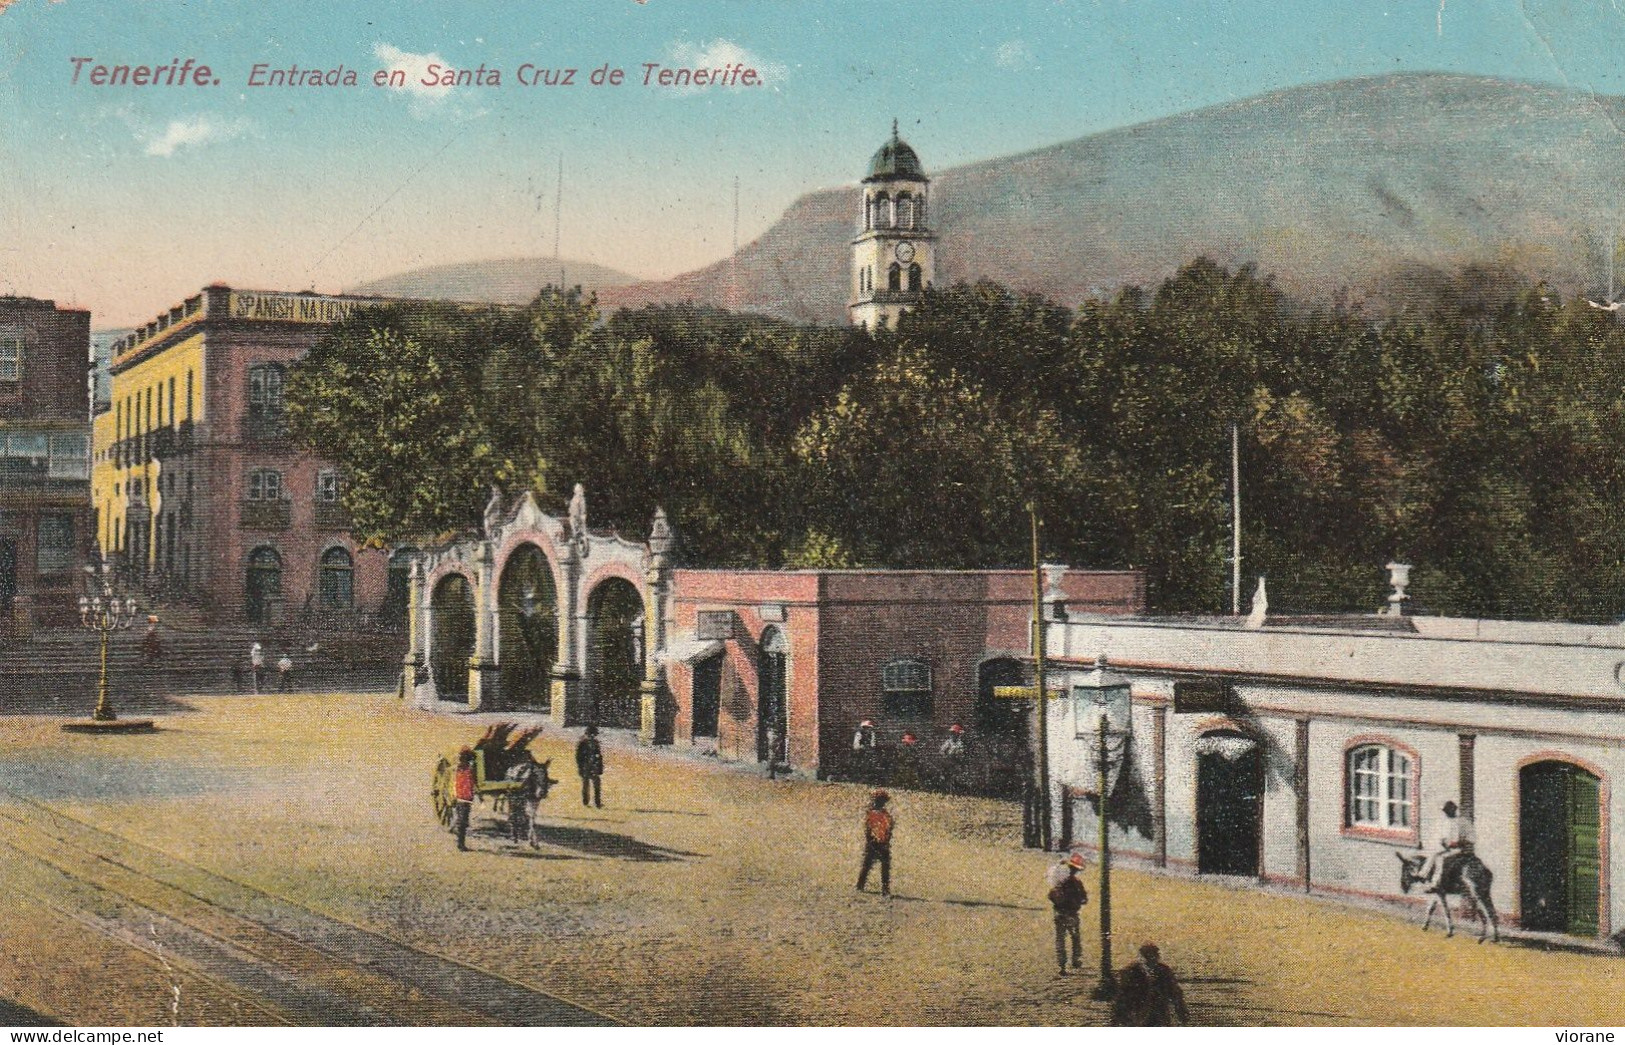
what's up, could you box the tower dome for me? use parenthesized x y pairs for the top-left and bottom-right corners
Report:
(865, 121), (927, 182)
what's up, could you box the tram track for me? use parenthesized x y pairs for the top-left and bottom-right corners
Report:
(0, 791), (618, 1027)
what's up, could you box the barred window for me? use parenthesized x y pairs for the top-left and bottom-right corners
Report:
(882, 657), (932, 715)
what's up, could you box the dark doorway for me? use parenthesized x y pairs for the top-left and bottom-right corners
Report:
(497, 543), (557, 711)
(977, 657), (1029, 798)
(245, 546), (282, 624)
(383, 547), (417, 626)
(757, 626), (788, 763)
(430, 574), (475, 703)
(1520, 761), (1602, 936)
(692, 654), (721, 740)
(1196, 731), (1263, 876)
(585, 578), (643, 728)
(0, 537), (15, 615)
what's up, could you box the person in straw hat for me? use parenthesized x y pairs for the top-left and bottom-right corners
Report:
(1047, 851), (1089, 974)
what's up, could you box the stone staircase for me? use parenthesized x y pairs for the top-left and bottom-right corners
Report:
(0, 620), (405, 715)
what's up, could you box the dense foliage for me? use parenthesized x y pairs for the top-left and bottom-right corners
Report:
(286, 262), (1625, 620)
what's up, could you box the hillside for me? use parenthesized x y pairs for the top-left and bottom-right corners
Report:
(597, 73), (1625, 322)
(346, 257), (639, 305)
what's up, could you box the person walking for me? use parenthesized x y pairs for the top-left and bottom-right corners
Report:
(249, 641), (265, 694)
(277, 653), (294, 692)
(851, 720), (877, 783)
(1048, 851), (1089, 974)
(766, 723), (784, 780)
(1112, 943), (1189, 1026)
(141, 616), (164, 667)
(856, 790), (894, 897)
(452, 748), (476, 852)
(575, 725), (604, 808)
(939, 723), (966, 794)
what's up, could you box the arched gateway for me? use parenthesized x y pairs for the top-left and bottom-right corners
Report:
(403, 487), (677, 741)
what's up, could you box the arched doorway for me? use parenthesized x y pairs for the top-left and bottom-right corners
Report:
(585, 577), (643, 728)
(1195, 729), (1263, 876)
(245, 546), (282, 624)
(430, 574), (475, 704)
(318, 547), (354, 610)
(498, 543), (557, 710)
(384, 547), (417, 626)
(757, 626), (788, 763)
(1520, 760), (1603, 936)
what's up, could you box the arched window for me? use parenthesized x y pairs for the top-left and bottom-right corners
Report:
(872, 192), (891, 229)
(908, 263), (923, 292)
(248, 364), (286, 419)
(882, 656), (932, 715)
(915, 197), (927, 228)
(888, 263), (902, 292)
(319, 546), (354, 610)
(896, 192), (914, 229)
(1345, 741), (1417, 836)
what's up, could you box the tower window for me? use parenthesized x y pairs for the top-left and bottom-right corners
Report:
(897, 193), (914, 229)
(872, 192), (891, 229)
(908, 263), (922, 292)
(888, 263), (902, 292)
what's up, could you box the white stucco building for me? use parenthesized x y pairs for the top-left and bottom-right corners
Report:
(1043, 606), (1625, 942)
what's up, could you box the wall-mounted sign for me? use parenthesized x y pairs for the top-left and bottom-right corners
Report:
(696, 609), (736, 641)
(1173, 679), (1231, 713)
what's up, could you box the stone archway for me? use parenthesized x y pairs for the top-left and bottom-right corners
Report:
(497, 542), (557, 710)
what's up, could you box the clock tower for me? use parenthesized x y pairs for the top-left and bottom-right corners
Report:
(850, 121), (935, 330)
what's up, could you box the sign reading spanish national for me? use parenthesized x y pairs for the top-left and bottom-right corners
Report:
(228, 291), (368, 325)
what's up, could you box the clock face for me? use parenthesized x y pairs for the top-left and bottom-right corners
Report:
(894, 242), (916, 263)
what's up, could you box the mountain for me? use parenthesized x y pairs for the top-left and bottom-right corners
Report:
(346, 257), (639, 305)
(598, 73), (1625, 323)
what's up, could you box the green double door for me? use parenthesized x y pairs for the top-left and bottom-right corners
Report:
(1520, 761), (1602, 936)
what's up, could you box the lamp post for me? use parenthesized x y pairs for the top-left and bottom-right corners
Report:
(1072, 654), (1132, 1001)
(63, 555), (155, 733)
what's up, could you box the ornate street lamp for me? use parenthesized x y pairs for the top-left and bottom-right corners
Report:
(1072, 654), (1132, 1001)
(63, 555), (155, 733)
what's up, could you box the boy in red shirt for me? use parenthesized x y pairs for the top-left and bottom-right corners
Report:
(857, 790), (894, 897)
(452, 748), (476, 851)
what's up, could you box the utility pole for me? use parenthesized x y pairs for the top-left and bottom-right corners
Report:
(1030, 503), (1051, 851)
(1231, 422), (1241, 616)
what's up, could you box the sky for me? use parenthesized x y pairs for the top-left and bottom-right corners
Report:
(5, 0), (1625, 327)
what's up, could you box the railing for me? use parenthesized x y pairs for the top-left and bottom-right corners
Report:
(313, 501), (351, 531)
(241, 412), (289, 443)
(240, 498), (291, 530)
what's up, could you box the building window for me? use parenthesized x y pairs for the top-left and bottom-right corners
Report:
(248, 364), (286, 418)
(247, 468), (283, 501)
(1346, 742), (1418, 837)
(36, 513), (75, 573)
(896, 193), (914, 229)
(319, 546), (354, 610)
(908, 263), (922, 292)
(0, 336), (21, 382)
(48, 433), (89, 479)
(316, 469), (339, 503)
(872, 192), (890, 229)
(882, 657), (932, 715)
(888, 263), (902, 292)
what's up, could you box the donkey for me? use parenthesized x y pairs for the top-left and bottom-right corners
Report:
(1396, 850), (1500, 943)
(507, 759), (560, 849)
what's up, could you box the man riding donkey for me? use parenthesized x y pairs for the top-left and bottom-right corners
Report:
(1397, 798), (1499, 942)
